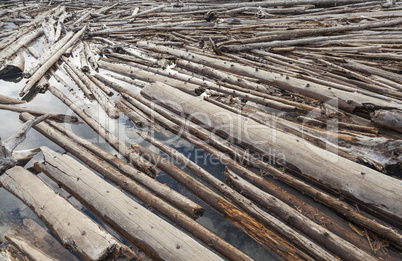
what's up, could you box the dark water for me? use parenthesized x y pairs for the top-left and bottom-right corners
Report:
(0, 49), (277, 260)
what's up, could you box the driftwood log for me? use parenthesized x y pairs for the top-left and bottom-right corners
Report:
(37, 146), (225, 261)
(20, 112), (250, 261)
(141, 82), (402, 222)
(0, 166), (122, 261)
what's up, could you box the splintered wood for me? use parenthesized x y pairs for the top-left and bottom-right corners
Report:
(1, 0), (402, 261)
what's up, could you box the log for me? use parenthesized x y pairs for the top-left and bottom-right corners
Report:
(62, 64), (94, 99)
(43, 117), (204, 219)
(0, 94), (25, 105)
(141, 82), (402, 222)
(0, 50), (25, 79)
(5, 235), (58, 261)
(98, 60), (205, 96)
(0, 104), (81, 123)
(130, 140), (312, 260)
(225, 168), (377, 261)
(47, 85), (156, 177)
(19, 26), (87, 97)
(19, 113), (252, 261)
(85, 73), (114, 96)
(137, 42), (402, 112)
(83, 41), (98, 71)
(121, 91), (401, 257)
(37, 147), (225, 261)
(1, 114), (48, 174)
(218, 18), (402, 51)
(0, 27), (43, 64)
(79, 42), (89, 72)
(136, 131), (337, 261)
(63, 58), (118, 118)
(14, 219), (79, 261)
(0, 166), (121, 261)
(371, 109), (402, 133)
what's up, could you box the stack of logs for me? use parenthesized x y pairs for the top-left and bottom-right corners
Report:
(0, 0), (401, 260)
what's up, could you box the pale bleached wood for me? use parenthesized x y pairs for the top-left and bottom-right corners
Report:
(137, 42), (402, 112)
(141, 82), (402, 221)
(38, 147), (224, 261)
(5, 235), (58, 261)
(0, 166), (121, 261)
(19, 26), (87, 97)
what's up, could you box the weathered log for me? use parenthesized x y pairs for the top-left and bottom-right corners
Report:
(20, 113), (252, 261)
(63, 57), (118, 118)
(141, 82), (402, 222)
(47, 85), (155, 177)
(10, 218), (79, 261)
(0, 114), (48, 174)
(62, 64), (94, 99)
(136, 131), (337, 261)
(85, 73), (113, 96)
(83, 41), (98, 71)
(5, 235), (58, 261)
(0, 166), (122, 261)
(0, 27), (43, 64)
(0, 94), (25, 105)
(0, 51), (25, 79)
(98, 60), (205, 96)
(37, 147), (225, 261)
(79, 42), (89, 72)
(130, 140), (312, 260)
(43, 117), (204, 219)
(0, 104), (81, 123)
(218, 18), (402, 51)
(137, 42), (402, 112)
(121, 90), (401, 257)
(20, 26), (87, 97)
(225, 168), (377, 261)
(371, 109), (402, 133)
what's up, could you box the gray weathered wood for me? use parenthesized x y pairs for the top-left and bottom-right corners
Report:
(0, 166), (121, 261)
(142, 82), (402, 221)
(38, 147), (224, 261)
